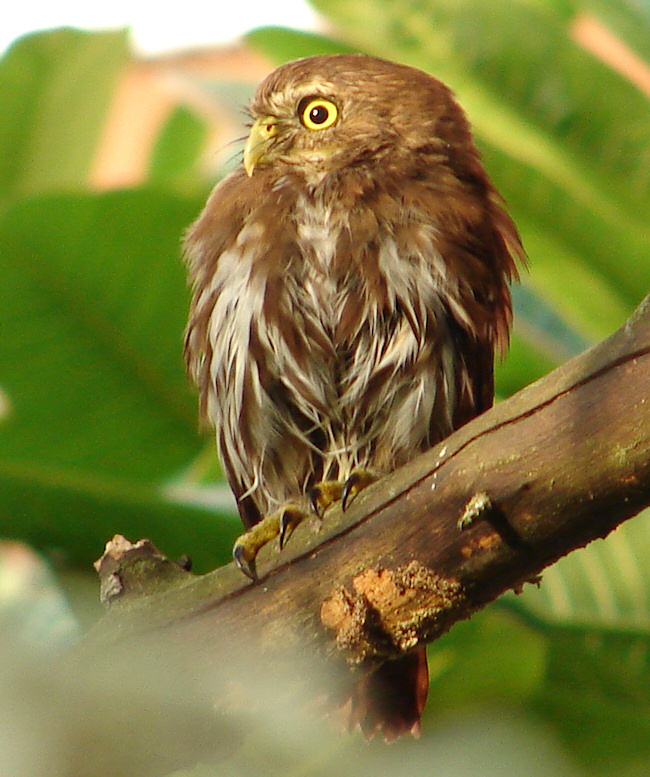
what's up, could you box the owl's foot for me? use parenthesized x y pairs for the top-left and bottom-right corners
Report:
(231, 468), (378, 580)
(342, 468), (378, 510)
(232, 503), (307, 581)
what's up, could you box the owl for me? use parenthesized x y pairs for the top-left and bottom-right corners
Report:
(184, 53), (522, 738)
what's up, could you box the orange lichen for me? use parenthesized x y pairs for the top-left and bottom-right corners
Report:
(321, 561), (463, 663)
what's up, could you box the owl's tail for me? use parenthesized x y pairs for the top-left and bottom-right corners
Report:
(338, 647), (429, 741)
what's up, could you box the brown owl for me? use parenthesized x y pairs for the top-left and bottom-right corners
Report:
(184, 53), (522, 739)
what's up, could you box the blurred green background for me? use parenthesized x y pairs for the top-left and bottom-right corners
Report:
(1, 1), (650, 775)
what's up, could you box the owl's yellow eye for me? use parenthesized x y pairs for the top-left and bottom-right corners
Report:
(299, 97), (338, 131)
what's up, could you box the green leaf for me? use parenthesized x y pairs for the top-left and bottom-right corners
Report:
(427, 610), (548, 710)
(148, 106), (209, 184)
(502, 512), (650, 770)
(0, 460), (239, 573)
(509, 511), (650, 634)
(0, 189), (238, 568)
(0, 190), (205, 483)
(532, 627), (650, 774)
(246, 26), (356, 63)
(0, 28), (129, 199)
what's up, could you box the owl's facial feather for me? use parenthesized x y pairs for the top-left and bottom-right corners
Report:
(244, 89), (344, 176)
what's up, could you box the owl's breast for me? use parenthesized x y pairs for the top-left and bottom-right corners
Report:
(291, 198), (349, 336)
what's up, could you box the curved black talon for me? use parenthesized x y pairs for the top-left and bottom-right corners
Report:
(233, 544), (258, 581)
(341, 474), (359, 512)
(308, 487), (323, 518)
(279, 508), (294, 550)
(278, 518), (288, 550)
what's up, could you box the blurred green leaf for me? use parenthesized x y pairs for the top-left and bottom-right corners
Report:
(497, 512), (650, 774)
(245, 26), (355, 62)
(427, 610), (548, 710)
(148, 106), (209, 184)
(0, 189), (240, 570)
(532, 627), (650, 773)
(510, 511), (650, 634)
(0, 460), (239, 573)
(0, 28), (129, 200)
(0, 191), (203, 482)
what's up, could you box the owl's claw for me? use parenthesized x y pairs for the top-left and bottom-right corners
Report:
(232, 509), (283, 581)
(308, 481), (344, 518)
(341, 468), (378, 511)
(232, 469), (377, 581)
(279, 505), (308, 549)
(232, 543), (258, 581)
(232, 503), (310, 579)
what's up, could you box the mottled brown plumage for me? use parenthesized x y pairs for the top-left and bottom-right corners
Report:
(184, 53), (523, 738)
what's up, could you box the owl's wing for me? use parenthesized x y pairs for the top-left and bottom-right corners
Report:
(428, 178), (523, 431)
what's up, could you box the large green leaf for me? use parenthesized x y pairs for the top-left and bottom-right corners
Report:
(0, 28), (129, 199)
(510, 510), (650, 634)
(427, 606), (650, 774)
(532, 627), (650, 773)
(427, 610), (548, 709)
(0, 189), (240, 569)
(0, 190), (204, 482)
(246, 26), (356, 60)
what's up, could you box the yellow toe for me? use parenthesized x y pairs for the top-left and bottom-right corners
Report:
(308, 481), (344, 517)
(341, 468), (378, 511)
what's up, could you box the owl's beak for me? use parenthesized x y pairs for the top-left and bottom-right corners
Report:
(244, 117), (279, 177)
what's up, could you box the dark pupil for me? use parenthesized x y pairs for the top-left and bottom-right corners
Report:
(309, 105), (329, 124)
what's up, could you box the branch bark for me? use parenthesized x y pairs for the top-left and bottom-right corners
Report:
(87, 295), (650, 679)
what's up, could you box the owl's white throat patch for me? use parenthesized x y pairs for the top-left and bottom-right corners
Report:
(294, 199), (343, 324)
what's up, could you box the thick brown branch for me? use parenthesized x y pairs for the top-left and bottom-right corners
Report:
(88, 295), (650, 676)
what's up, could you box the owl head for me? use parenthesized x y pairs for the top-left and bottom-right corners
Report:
(243, 53), (476, 180)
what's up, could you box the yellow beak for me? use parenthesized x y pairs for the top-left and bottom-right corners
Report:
(243, 116), (278, 177)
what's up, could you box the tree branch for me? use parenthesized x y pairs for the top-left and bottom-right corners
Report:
(87, 295), (650, 678)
